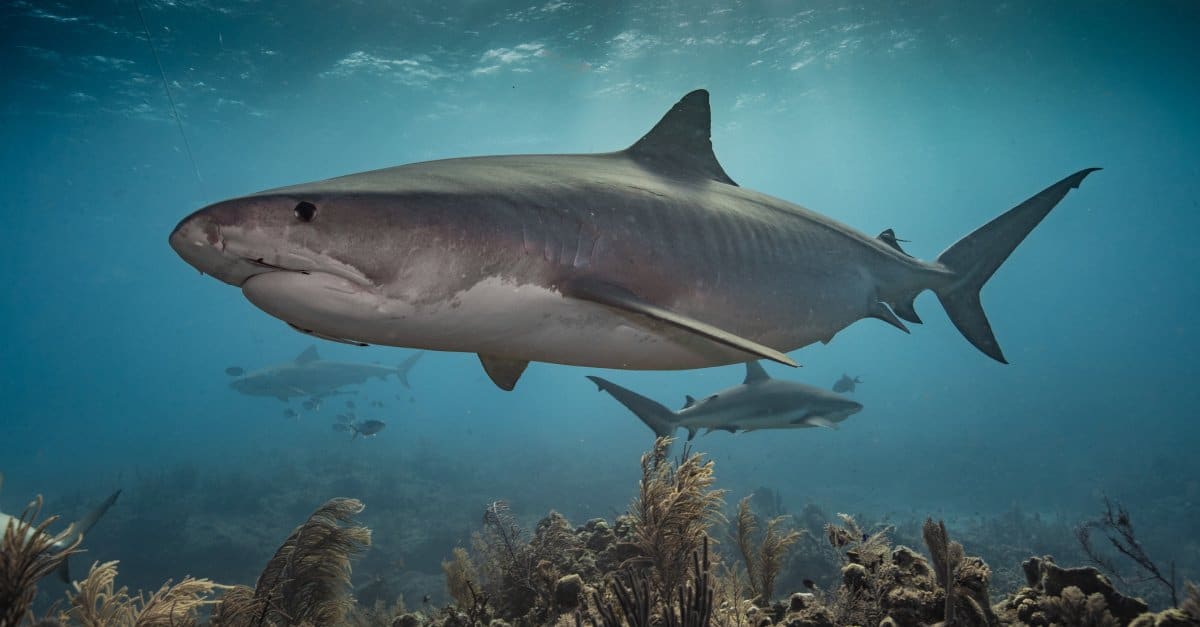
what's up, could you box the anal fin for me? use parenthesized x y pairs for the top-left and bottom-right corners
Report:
(868, 302), (909, 334)
(562, 278), (798, 368)
(479, 355), (529, 391)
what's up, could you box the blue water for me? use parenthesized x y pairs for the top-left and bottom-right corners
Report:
(2, 0), (1197, 600)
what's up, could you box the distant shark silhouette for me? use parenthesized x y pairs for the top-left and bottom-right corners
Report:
(833, 373), (862, 394)
(171, 89), (1098, 390)
(588, 361), (863, 439)
(227, 346), (422, 402)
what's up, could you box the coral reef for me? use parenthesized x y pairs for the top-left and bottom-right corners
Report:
(5, 440), (1199, 627)
(993, 555), (1151, 626)
(922, 517), (998, 626)
(468, 500), (580, 621)
(1078, 497), (1180, 607)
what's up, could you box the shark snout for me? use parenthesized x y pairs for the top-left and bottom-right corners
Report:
(170, 211), (220, 254)
(169, 209), (264, 287)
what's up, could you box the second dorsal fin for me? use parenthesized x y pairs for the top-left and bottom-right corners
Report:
(626, 89), (737, 186)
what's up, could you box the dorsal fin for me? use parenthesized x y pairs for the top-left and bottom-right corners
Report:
(626, 89), (737, 186)
(744, 361), (770, 385)
(682, 395), (696, 410)
(296, 345), (320, 365)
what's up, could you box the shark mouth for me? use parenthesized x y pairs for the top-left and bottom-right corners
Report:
(287, 322), (368, 346)
(247, 257), (309, 275)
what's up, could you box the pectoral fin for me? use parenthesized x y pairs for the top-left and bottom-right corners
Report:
(479, 355), (529, 391)
(562, 278), (798, 368)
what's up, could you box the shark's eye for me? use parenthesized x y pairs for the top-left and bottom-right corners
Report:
(294, 201), (317, 222)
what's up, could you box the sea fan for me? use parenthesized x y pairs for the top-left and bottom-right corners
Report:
(731, 496), (802, 605)
(628, 437), (725, 598)
(65, 560), (225, 627)
(0, 495), (83, 627)
(250, 497), (371, 627)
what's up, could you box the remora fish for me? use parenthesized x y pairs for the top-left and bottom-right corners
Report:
(227, 346), (423, 401)
(0, 488), (120, 582)
(587, 361), (863, 439)
(170, 89), (1098, 391)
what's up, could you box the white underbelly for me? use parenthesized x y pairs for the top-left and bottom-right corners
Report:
(241, 271), (759, 370)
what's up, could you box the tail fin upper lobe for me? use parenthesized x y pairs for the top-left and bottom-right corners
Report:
(586, 376), (678, 438)
(396, 351), (424, 388)
(935, 168), (1099, 363)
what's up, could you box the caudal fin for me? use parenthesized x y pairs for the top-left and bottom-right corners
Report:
(586, 376), (677, 438)
(935, 168), (1099, 362)
(396, 351), (424, 388)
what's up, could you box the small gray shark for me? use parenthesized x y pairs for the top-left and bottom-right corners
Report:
(170, 89), (1098, 391)
(227, 346), (423, 402)
(0, 487), (120, 582)
(587, 362), (863, 439)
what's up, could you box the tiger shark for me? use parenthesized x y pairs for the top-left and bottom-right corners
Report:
(169, 89), (1098, 391)
(227, 346), (423, 402)
(588, 361), (863, 439)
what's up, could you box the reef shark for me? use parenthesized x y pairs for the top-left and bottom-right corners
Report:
(588, 361), (863, 439)
(227, 346), (423, 402)
(170, 89), (1098, 391)
(0, 486), (120, 582)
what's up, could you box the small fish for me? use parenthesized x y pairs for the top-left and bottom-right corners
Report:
(302, 400), (316, 411)
(283, 408), (297, 419)
(422, 595), (431, 604)
(225, 366), (244, 377)
(332, 419), (386, 439)
(335, 413), (354, 424)
(862, 533), (870, 542)
(802, 579), (815, 590)
(832, 374), (863, 394)
(354, 419), (386, 437)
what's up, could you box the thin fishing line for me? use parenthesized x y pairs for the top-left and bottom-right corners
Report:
(133, 0), (205, 191)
